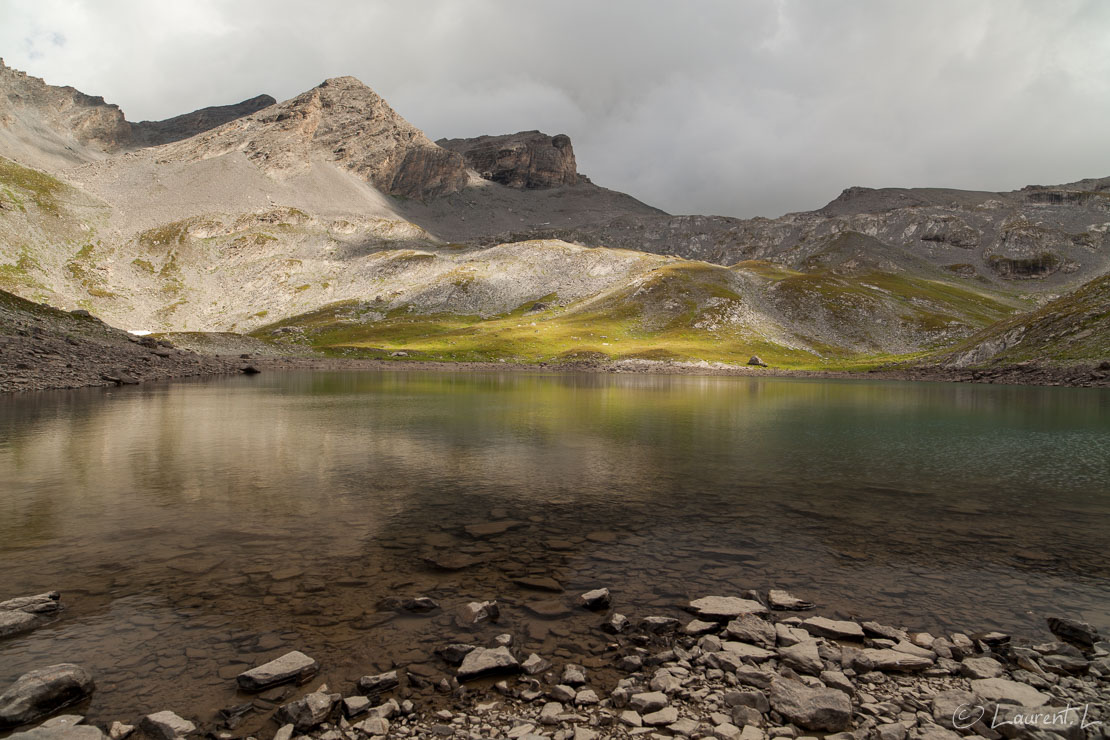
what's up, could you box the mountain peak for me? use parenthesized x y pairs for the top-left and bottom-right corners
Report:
(158, 76), (469, 199)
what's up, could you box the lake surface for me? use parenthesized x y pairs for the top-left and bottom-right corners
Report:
(1, 371), (1108, 730)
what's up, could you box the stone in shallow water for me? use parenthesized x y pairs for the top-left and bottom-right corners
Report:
(524, 599), (572, 619)
(0, 664), (94, 729)
(768, 678), (852, 732)
(275, 690), (339, 732)
(602, 613), (631, 634)
(421, 553), (485, 571)
(768, 589), (815, 611)
(0, 592), (63, 639)
(513, 576), (563, 593)
(577, 588), (611, 610)
(521, 654), (551, 675)
(464, 520), (524, 537)
(687, 596), (768, 621)
(456, 647), (520, 681)
(236, 651), (318, 691)
(139, 711), (195, 740)
(435, 644), (477, 665)
(1046, 616), (1100, 649)
(356, 671), (399, 696)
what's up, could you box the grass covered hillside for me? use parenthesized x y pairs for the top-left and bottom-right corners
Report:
(251, 244), (1024, 370)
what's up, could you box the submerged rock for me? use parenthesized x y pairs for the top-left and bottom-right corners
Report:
(236, 651), (318, 691)
(0, 592), (63, 639)
(767, 589), (815, 611)
(0, 665), (94, 729)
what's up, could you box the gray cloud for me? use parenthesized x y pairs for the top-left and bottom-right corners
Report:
(2, 0), (1108, 217)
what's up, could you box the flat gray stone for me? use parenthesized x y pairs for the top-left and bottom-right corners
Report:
(139, 712), (195, 740)
(850, 648), (934, 672)
(8, 726), (104, 740)
(456, 647), (520, 681)
(960, 657), (1004, 679)
(236, 651), (318, 691)
(687, 596), (768, 621)
(969, 678), (1049, 708)
(768, 678), (853, 732)
(801, 616), (864, 640)
(0, 665), (94, 729)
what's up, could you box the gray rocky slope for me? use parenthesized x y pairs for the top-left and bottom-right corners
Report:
(0, 60), (1107, 368)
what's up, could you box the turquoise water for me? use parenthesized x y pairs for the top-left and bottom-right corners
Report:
(0, 371), (1107, 726)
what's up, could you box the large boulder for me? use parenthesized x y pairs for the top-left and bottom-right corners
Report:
(236, 651), (318, 691)
(0, 665), (94, 728)
(768, 678), (853, 732)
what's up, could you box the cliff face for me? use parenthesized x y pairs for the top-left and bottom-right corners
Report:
(438, 131), (578, 189)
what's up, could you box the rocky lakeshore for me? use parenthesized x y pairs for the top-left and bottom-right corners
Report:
(2, 588), (1106, 740)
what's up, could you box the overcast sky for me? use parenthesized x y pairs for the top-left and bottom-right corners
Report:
(2, 0), (1109, 218)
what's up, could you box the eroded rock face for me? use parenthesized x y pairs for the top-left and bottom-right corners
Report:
(438, 131), (578, 189)
(0, 664), (94, 729)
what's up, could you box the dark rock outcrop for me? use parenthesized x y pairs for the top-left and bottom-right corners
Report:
(0, 664), (94, 728)
(130, 95), (276, 147)
(438, 131), (578, 189)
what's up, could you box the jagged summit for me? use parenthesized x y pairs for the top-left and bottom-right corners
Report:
(131, 75), (469, 199)
(438, 130), (579, 189)
(0, 58), (275, 169)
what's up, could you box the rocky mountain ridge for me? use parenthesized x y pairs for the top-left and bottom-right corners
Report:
(0, 61), (1106, 374)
